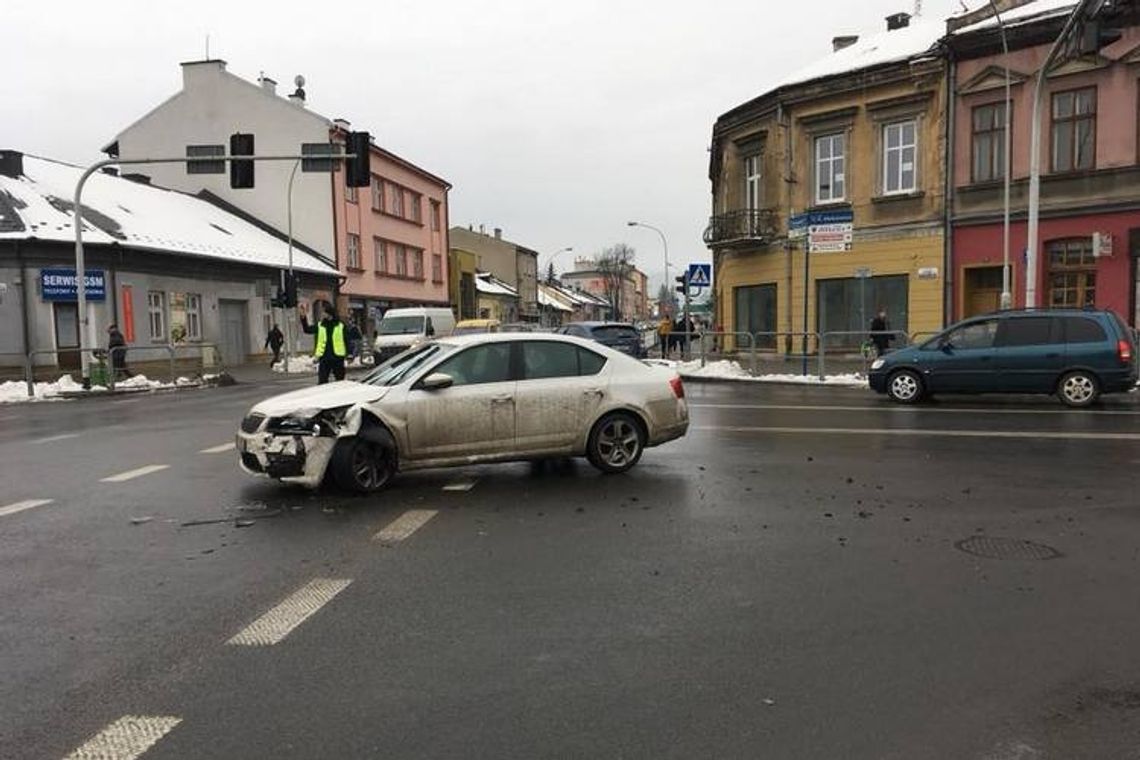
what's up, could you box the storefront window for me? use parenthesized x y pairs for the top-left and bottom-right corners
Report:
(817, 275), (908, 349)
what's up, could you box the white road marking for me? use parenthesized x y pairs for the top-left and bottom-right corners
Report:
(63, 715), (181, 760)
(698, 425), (1140, 441)
(373, 509), (439, 543)
(442, 480), (477, 492)
(689, 402), (1140, 416)
(100, 464), (170, 483)
(0, 499), (53, 518)
(31, 432), (81, 444)
(199, 442), (236, 454)
(228, 578), (352, 646)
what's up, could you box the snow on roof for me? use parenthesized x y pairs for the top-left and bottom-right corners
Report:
(773, 17), (945, 91)
(0, 155), (338, 276)
(537, 283), (573, 311)
(475, 272), (517, 297)
(950, 0), (1075, 36)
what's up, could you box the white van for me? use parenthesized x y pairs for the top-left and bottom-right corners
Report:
(372, 307), (456, 364)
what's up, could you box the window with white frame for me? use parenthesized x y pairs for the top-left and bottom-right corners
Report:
(389, 182), (403, 217)
(185, 293), (202, 340)
(147, 291), (166, 341)
(430, 200), (441, 231)
(374, 237), (388, 273)
(882, 120), (917, 194)
(345, 173), (358, 203)
(814, 133), (846, 204)
(347, 233), (361, 269)
(743, 154), (762, 211)
(370, 176), (383, 210)
(412, 248), (424, 280)
(394, 244), (407, 276)
(409, 192), (422, 223)
(186, 145), (224, 174)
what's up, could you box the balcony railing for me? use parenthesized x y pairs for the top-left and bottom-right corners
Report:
(703, 208), (778, 246)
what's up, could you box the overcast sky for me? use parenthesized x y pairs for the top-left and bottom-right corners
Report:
(3, 0), (966, 291)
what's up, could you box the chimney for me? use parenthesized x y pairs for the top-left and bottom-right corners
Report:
(887, 12), (911, 31)
(494, 227), (502, 240)
(258, 73), (277, 94)
(333, 118), (351, 133)
(180, 59), (227, 90)
(832, 35), (859, 51)
(0, 150), (24, 179)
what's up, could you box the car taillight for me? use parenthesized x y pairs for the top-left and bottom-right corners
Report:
(1119, 339), (1133, 364)
(669, 375), (685, 399)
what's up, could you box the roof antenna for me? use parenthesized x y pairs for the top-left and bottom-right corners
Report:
(205, 33), (210, 59)
(913, 0), (922, 17)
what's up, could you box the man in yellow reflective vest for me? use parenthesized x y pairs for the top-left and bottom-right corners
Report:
(299, 301), (348, 384)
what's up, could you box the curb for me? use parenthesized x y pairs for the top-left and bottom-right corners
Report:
(679, 373), (869, 389)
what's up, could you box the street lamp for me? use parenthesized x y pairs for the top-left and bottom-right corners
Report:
(544, 246), (573, 280)
(626, 220), (670, 287)
(988, 0), (1013, 310)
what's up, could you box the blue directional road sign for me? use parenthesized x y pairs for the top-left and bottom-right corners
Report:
(687, 263), (711, 288)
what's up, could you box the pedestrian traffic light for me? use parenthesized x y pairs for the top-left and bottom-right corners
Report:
(345, 131), (371, 188)
(283, 271), (298, 308)
(230, 133), (254, 189)
(675, 274), (688, 294)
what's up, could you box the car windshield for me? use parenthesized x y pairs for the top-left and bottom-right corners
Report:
(360, 342), (454, 386)
(591, 325), (639, 342)
(376, 315), (425, 335)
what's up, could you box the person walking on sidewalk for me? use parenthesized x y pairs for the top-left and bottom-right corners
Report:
(300, 302), (348, 384)
(657, 316), (672, 358)
(869, 308), (892, 357)
(265, 324), (284, 366)
(106, 323), (131, 379)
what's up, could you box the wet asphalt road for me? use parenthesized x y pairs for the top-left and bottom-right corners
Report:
(1, 378), (1139, 760)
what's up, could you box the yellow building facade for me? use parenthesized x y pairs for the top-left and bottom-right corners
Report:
(707, 19), (947, 354)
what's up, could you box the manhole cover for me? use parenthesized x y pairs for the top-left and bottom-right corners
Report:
(955, 536), (1062, 561)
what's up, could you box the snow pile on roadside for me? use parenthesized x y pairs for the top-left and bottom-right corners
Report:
(272, 356), (317, 374)
(674, 359), (866, 388)
(0, 373), (202, 403)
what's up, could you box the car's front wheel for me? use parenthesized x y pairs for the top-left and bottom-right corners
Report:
(587, 412), (645, 474)
(886, 369), (924, 404)
(330, 434), (395, 493)
(1057, 370), (1099, 408)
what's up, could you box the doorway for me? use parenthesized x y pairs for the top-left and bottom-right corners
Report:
(218, 299), (248, 365)
(962, 265), (1006, 318)
(53, 302), (80, 370)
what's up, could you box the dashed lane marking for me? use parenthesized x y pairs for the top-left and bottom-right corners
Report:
(31, 432), (81, 444)
(442, 480), (478, 492)
(227, 578), (352, 646)
(697, 425), (1140, 441)
(63, 715), (182, 760)
(689, 402), (1140, 416)
(100, 464), (171, 483)
(0, 499), (53, 518)
(373, 509), (439, 543)
(199, 442), (236, 454)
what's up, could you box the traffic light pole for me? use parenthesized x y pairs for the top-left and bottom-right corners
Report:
(283, 158), (300, 373)
(70, 151), (358, 387)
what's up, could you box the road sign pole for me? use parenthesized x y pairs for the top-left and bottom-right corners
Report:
(802, 242), (810, 377)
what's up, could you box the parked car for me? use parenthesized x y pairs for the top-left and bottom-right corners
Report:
(500, 322), (538, 333)
(372, 307), (456, 365)
(559, 321), (647, 358)
(452, 318), (501, 335)
(236, 333), (689, 492)
(869, 308), (1138, 407)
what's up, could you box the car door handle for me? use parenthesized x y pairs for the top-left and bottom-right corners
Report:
(491, 395), (514, 404)
(583, 388), (604, 397)
(1045, 352), (1060, 359)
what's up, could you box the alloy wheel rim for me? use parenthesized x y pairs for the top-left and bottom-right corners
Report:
(597, 419), (640, 467)
(352, 443), (386, 489)
(891, 374), (917, 400)
(1063, 375), (1093, 403)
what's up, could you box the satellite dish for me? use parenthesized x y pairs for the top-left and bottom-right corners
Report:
(294, 74), (306, 88)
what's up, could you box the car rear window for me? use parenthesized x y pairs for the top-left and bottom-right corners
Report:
(590, 326), (639, 342)
(1063, 317), (1107, 343)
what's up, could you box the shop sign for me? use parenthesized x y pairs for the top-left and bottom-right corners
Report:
(41, 268), (106, 301)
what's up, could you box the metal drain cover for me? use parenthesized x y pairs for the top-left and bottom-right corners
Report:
(955, 536), (1062, 561)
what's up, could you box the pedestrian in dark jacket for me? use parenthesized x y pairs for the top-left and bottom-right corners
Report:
(869, 308), (891, 357)
(300, 302), (348, 384)
(265, 324), (284, 366)
(106, 324), (131, 379)
(346, 322), (363, 362)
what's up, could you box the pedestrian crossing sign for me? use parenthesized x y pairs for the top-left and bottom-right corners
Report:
(687, 263), (711, 288)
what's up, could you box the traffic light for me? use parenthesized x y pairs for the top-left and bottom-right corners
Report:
(270, 271), (298, 308)
(675, 274), (688, 294)
(1074, 17), (1123, 55)
(345, 131), (371, 188)
(230, 133), (254, 189)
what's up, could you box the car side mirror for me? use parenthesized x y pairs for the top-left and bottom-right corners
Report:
(939, 339), (954, 353)
(420, 372), (453, 391)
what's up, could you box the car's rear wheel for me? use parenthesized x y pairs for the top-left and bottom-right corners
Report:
(886, 369), (924, 404)
(1057, 370), (1099, 408)
(587, 412), (645, 474)
(330, 434), (395, 493)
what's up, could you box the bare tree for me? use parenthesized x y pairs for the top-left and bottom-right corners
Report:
(596, 243), (635, 321)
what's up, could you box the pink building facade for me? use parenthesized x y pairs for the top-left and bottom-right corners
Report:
(332, 130), (451, 336)
(948, 8), (1140, 327)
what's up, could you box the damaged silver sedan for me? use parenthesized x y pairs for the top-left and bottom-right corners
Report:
(236, 333), (689, 492)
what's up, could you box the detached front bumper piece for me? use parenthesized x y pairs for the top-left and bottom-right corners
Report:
(236, 430), (336, 488)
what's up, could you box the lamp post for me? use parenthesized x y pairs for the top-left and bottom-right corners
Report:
(544, 246), (573, 281)
(987, 0), (1013, 310)
(626, 220), (670, 305)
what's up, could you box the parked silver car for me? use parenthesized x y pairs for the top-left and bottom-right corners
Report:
(236, 333), (689, 492)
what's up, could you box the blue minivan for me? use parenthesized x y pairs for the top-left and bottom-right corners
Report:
(869, 309), (1138, 407)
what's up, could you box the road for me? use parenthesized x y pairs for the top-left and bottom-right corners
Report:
(1, 377), (1139, 759)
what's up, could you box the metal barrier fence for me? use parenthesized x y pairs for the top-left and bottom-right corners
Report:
(3, 343), (224, 399)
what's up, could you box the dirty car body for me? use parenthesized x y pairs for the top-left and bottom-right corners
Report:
(236, 333), (688, 491)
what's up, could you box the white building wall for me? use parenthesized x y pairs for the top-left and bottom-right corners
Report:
(111, 61), (336, 258)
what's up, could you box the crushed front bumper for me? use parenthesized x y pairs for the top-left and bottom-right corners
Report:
(235, 429), (337, 489)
